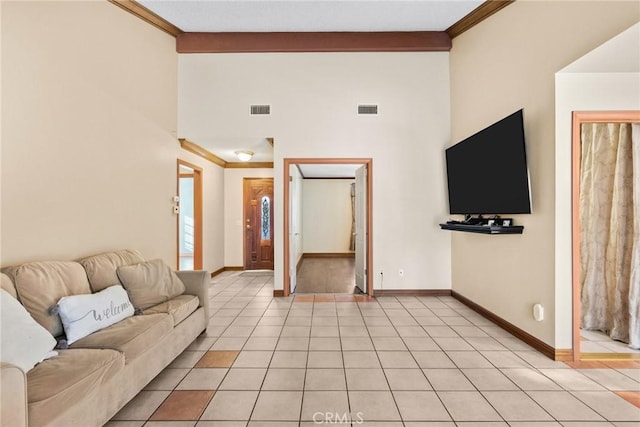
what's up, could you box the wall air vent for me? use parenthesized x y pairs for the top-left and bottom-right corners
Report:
(358, 104), (378, 115)
(250, 104), (271, 115)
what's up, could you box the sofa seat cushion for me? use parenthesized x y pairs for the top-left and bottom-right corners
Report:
(143, 294), (199, 326)
(27, 349), (123, 420)
(69, 313), (172, 362)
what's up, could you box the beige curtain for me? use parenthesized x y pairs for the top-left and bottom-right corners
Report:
(580, 123), (639, 348)
(630, 124), (640, 349)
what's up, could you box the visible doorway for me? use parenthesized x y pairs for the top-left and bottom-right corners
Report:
(283, 158), (373, 297)
(243, 178), (275, 270)
(571, 111), (640, 361)
(177, 160), (202, 270)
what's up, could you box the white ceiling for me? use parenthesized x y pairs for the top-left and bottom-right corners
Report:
(298, 163), (361, 178)
(140, 0), (484, 33)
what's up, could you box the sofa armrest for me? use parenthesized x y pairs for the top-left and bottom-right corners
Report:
(175, 270), (210, 322)
(1, 362), (28, 427)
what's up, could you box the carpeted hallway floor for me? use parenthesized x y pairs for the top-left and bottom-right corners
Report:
(293, 257), (357, 294)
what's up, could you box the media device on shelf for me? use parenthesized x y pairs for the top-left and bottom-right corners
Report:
(445, 109), (531, 217)
(441, 109), (530, 235)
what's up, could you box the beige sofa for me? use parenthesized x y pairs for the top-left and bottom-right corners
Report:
(0, 249), (210, 427)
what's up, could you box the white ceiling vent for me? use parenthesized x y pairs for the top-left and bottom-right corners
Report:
(250, 104), (271, 115)
(358, 104), (379, 115)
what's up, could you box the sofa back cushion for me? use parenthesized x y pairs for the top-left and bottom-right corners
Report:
(78, 249), (144, 292)
(0, 273), (17, 299)
(3, 261), (92, 337)
(116, 259), (185, 310)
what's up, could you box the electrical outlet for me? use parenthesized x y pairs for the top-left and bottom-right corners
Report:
(399, 269), (404, 277)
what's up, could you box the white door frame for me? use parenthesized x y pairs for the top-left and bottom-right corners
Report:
(283, 158), (373, 296)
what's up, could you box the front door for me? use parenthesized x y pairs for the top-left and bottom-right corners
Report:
(244, 178), (275, 270)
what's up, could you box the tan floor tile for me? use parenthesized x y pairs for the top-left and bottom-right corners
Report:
(244, 336), (279, 350)
(384, 369), (431, 390)
(309, 337), (341, 351)
(446, 351), (493, 368)
(527, 391), (605, 421)
(437, 391), (501, 421)
(169, 351), (206, 369)
(341, 337), (375, 351)
(232, 350), (273, 368)
(393, 391), (450, 421)
(572, 391), (640, 420)
(112, 391), (171, 420)
(262, 368), (306, 390)
(145, 422), (196, 427)
(348, 391), (401, 421)
(210, 337), (247, 350)
(403, 337), (440, 351)
(539, 368), (605, 390)
(305, 368), (347, 390)
(307, 351), (343, 368)
(346, 368), (389, 390)
(372, 336), (408, 351)
(200, 390), (259, 420)
(270, 350), (308, 368)
(145, 369), (190, 391)
(462, 368), (518, 391)
(251, 391), (303, 421)
(195, 351), (239, 368)
(378, 351), (419, 368)
(219, 368), (267, 390)
(177, 368), (228, 390)
(423, 369), (475, 390)
(343, 351), (382, 368)
(301, 391), (349, 420)
(276, 337), (310, 350)
(412, 351), (456, 368)
(482, 391), (553, 421)
(501, 368), (563, 391)
(433, 337), (474, 351)
(149, 390), (214, 421)
(579, 369), (640, 391)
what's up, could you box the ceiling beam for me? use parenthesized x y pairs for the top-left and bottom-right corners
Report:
(109, 0), (183, 37)
(177, 31), (451, 53)
(446, 0), (515, 39)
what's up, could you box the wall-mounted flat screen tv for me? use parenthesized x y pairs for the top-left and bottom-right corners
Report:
(445, 109), (531, 215)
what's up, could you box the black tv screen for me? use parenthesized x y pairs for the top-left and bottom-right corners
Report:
(445, 109), (531, 215)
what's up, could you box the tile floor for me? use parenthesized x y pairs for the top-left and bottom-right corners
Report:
(106, 271), (640, 426)
(581, 329), (640, 355)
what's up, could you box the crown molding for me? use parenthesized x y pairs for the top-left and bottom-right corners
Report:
(446, 0), (515, 39)
(177, 31), (451, 53)
(109, 0), (183, 37)
(179, 139), (274, 169)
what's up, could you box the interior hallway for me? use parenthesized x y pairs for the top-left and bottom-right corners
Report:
(106, 271), (640, 425)
(294, 257), (357, 294)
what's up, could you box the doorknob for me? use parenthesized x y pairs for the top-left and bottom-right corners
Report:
(246, 225), (251, 229)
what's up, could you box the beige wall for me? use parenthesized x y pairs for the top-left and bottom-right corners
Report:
(223, 168), (274, 267)
(555, 23), (640, 348)
(449, 0), (639, 347)
(302, 179), (354, 254)
(1, 1), (224, 272)
(179, 151), (226, 273)
(180, 52), (453, 292)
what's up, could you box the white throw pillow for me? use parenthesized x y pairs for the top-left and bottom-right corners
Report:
(0, 289), (57, 372)
(57, 285), (134, 344)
